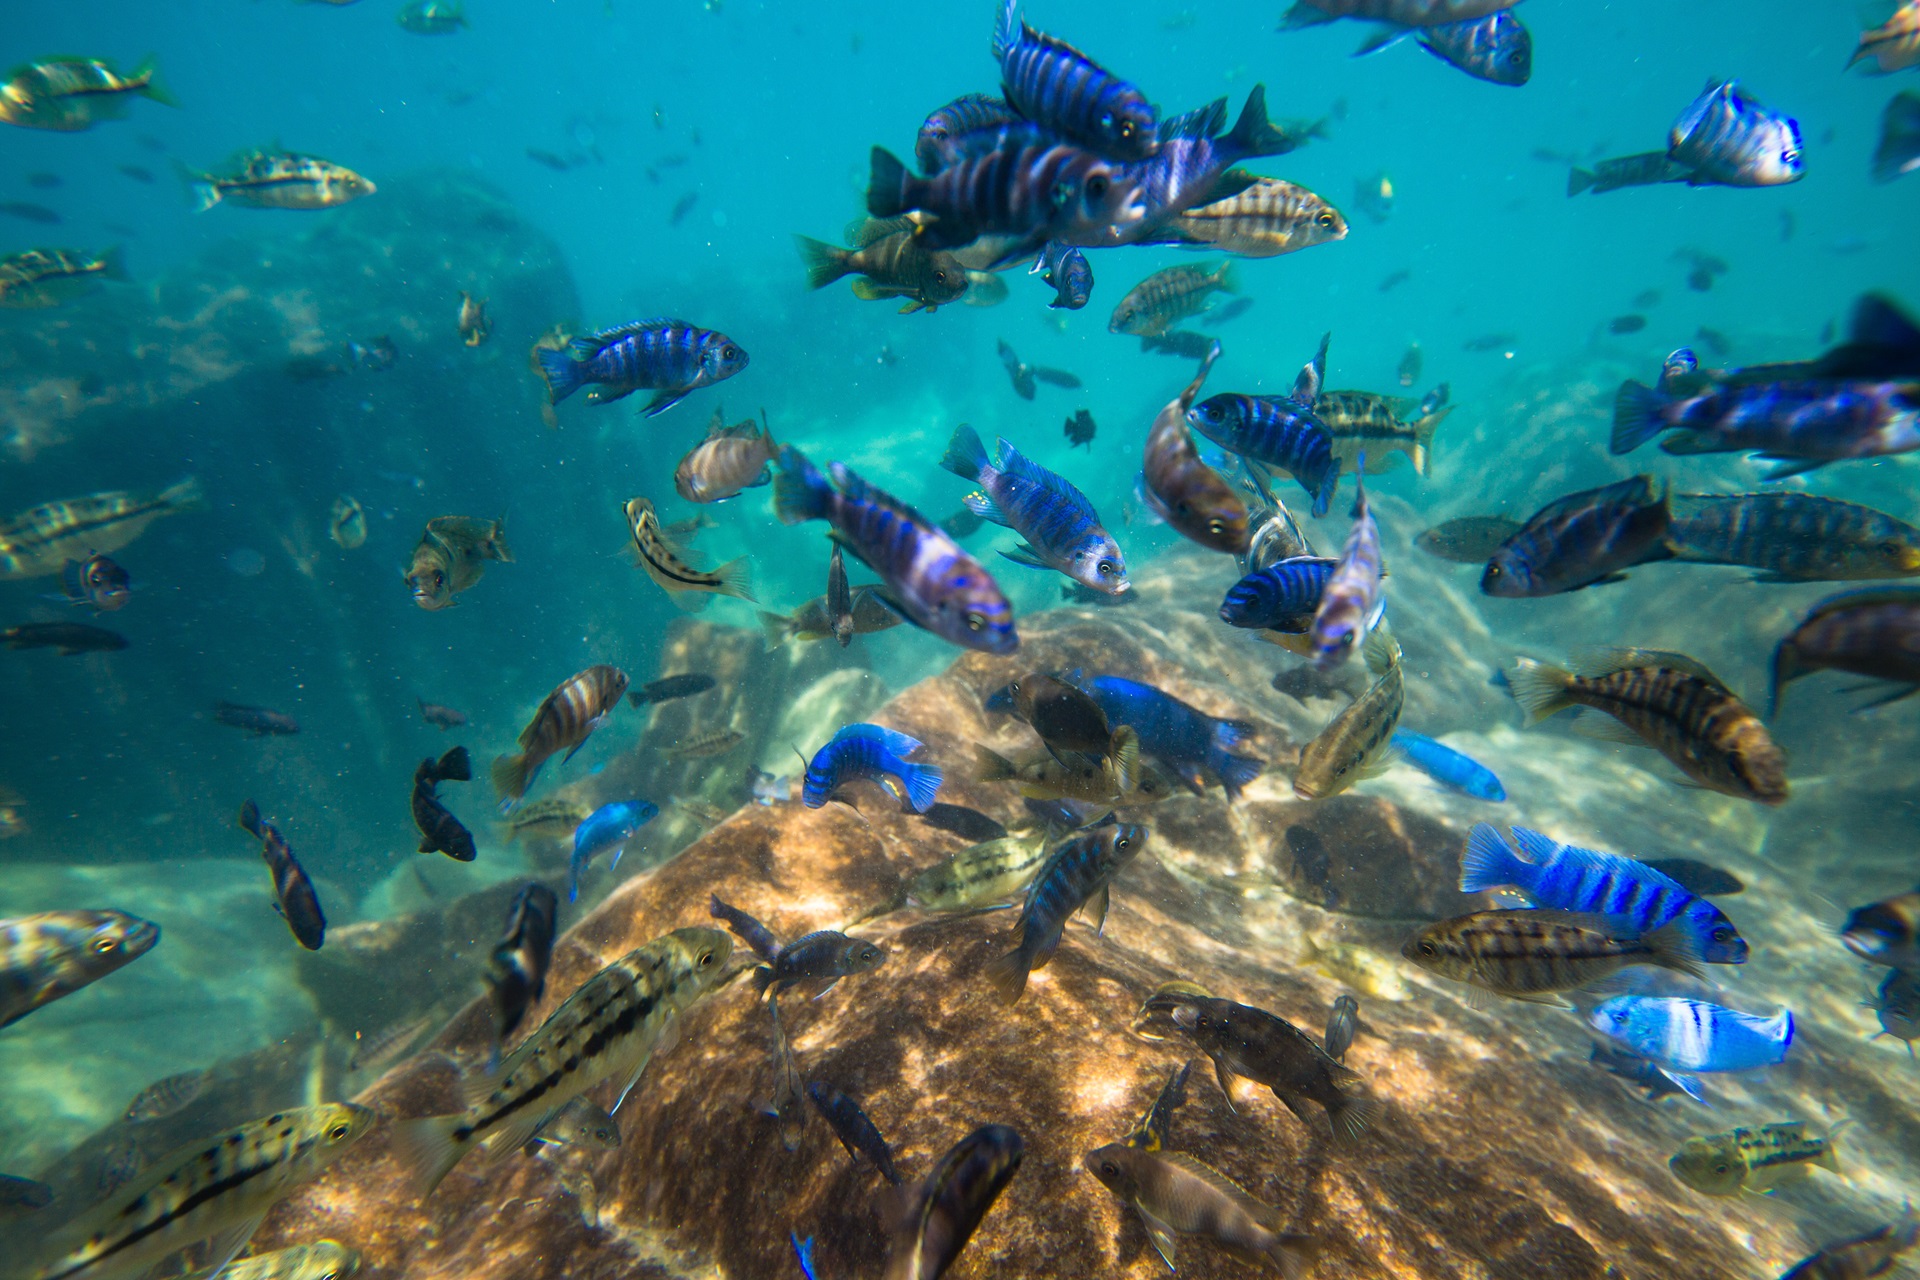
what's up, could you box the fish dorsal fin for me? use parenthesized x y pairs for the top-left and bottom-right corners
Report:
(1290, 333), (1329, 406)
(831, 722), (926, 759)
(1847, 292), (1920, 353)
(993, 438), (1102, 527)
(1569, 646), (1725, 687)
(1159, 97), (1227, 142)
(583, 318), (691, 351)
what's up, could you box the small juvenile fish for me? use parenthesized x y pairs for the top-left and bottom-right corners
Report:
(667, 728), (746, 759)
(993, 338), (1081, 400)
(940, 426), (1128, 594)
(1669, 1121), (1838, 1197)
(1481, 475), (1675, 596)
(1874, 89), (1920, 185)
(623, 496), (754, 606)
(417, 698), (467, 729)
(1064, 408), (1097, 448)
(808, 1081), (901, 1185)
(804, 723), (942, 813)
(568, 800), (658, 901)
(1295, 628), (1403, 799)
(528, 1097), (621, 1153)
(1109, 263), (1237, 338)
(1140, 330), (1217, 359)
(492, 664), (629, 807)
(1670, 492), (1920, 582)
(124, 1071), (204, 1123)
(1316, 386), (1450, 476)
(0, 245), (128, 310)
(1125, 1061), (1191, 1152)
(1079, 674), (1263, 799)
(405, 514), (512, 610)
(749, 769), (790, 806)
(797, 224), (969, 313)
(1589, 1042), (1703, 1104)
(1771, 587), (1920, 714)
(328, 495), (366, 549)
(707, 894), (884, 998)
(905, 830), (1050, 911)
(1780, 1209), (1920, 1280)
(1140, 341), (1250, 555)
(628, 673), (716, 705)
(1872, 969), (1919, 1054)
(1187, 337), (1340, 518)
(397, 0), (467, 33)
(757, 586), (903, 647)
(992, 0), (1157, 160)
(1841, 890), (1920, 972)
(1668, 80), (1804, 189)
(760, 994), (807, 1152)
(1035, 241), (1092, 310)
(457, 291), (490, 346)
(1404, 908), (1703, 1004)
(1610, 314), (1648, 334)
(675, 408), (779, 503)
(502, 797), (591, 844)
(1589, 995), (1793, 1073)
(348, 1013), (432, 1072)
(1323, 994), (1360, 1062)
(1164, 177), (1347, 258)
(1390, 730), (1505, 801)
(883, 1125), (1024, 1280)
(1219, 555), (1336, 633)
(985, 823), (1143, 1004)
(1508, 648), (1788, 805)
(212, 701), (299, 736)
(0, 910), (158, 1028)
(55, 553), (131, 614)
(1358, 9), (1531, 85)
(238, 801), (325, 951)
(827, 542), (854, 646)
(1396, 343), (1422, 388)
(1306, 462), (1385, 668)
(537, 319), (748, 417)
(975, 727), (1141, 804)
(412, 746), (475, 862)
(1087, 1143), (1316, 1276)
(2, 621), (127, 654)
(188, 151), (375, 212)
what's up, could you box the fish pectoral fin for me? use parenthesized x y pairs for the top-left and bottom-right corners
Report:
(195, 1212), (270, 1280)
(1271, 1087), (1316, 1129)
(1212, 1058), (1241, 1111)
(1081, 884), (1112, 937)
(641, 389), (691, 417)
(996, 544), (1051, 570)
(1139, 1207), (1180, 1272)
(1568, 711), (1652, 747)
(1507, 991), (1575, 1009)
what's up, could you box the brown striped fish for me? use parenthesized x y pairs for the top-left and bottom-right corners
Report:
(1140, 341), (1248, 555)
(1170, 176), (1347, 258)
(1316, 387), (1450, 476)
(0, 910), (158, 1029)
(673, 408), (780, 503)
(1109, 262), (1238, 338)
(1403, 909), (1702, 1005)
(1770, 586), (1920, 714)
(1507, 647), (1788, 804)
(1294, 628), (1402, 799)
(491, 664), (629, 806)
(1850, 0), (1920, 74)
(622, 496), (753, 608)
(0, 478), (202, 579)
(0, 246), (130, 308)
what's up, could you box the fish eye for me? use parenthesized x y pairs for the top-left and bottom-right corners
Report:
(1316, 211), (1336, 228)
(91, 936), (118, 954)
(1100, 1160), (1119, 1176)
(1115, 836), (1131, 850)
(722, 345), (739, 360)
(1206, 518), (1225, 535)
(1418, 941), (1437, 957)
(1712, 926), (1733, 943)
(1484, 564), (1502, 579)
(698, 949), (716, 967)
(1713, 1162), (1730, 1175)
(1097, 560), (1115, 576)
(328, 1122), (351, 1140)
(965, 611), (986, 632)
(1086, 174), (1109, 199)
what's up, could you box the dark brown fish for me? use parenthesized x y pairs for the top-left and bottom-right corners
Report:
(1064, 409), (1096, 449)
(628, 673), (716, 705)
(1140, 341), (1249, 555)
(796, 221), (969, 314)
(412, 746), (475, 862)
(1609, 314), (1648, 334)
(916, 802), (1007, 842)
(1771, 587), (1920, 713)
(486, 882), (558, 1050)
(237, 800), (326, 950)
(492, 664), (630, 806)
(213, 701), (299, 736)
(1086, 1143), (1316, 1276)
(1779, 1210), (1920, 1280)
(1509, 648), (1788, 804)
(884, 1125), (1023, 1280)
(417, 698), (468, 729)
(1415, 516), (1523, 563)
(1403, 909), (1702, 1003)
(2, 621), (126, 654)
(1002, 672), (1111, 754)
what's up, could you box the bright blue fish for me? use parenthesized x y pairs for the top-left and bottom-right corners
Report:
(1076, 674), (1263, 799)
(1186, 334), (1339, 517)
(1389, 731), (1506, 801)
(534, 318), (748, 417)
(1219, 555), (1336, 631)
(789, 1232), (816, 1280)
(773, 445), (1017, 654)
(1462, 824), (1747, 963)
(991, 0), (1158, 161)
(568, 800), (659, 902)
(1034, 240), (1092, 310)
(1667, 79), (1804, 188)
(803, 723), (943, 813)
(1589, 995), (1792, 1073)
(939, 425), (1128, 595)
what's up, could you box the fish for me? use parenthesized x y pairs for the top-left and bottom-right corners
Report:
(1390, 730), (1506, 801)
(93, 1136), (143, 1198)
(397, 0), (467, 33)
(1872, 968), (1920, 1055)
(1064, 410), (1097, 449)
(1133, 982), (1380, 1142)
(485, 882), (559, 1051)
(1282, 0), (1516, 28)
(1459, 825), (1751, 967)
(1481, 475), (1676, 596)
(940, 426), (1128, 594)
(991, 0), (1157, 160)
(1295, 628), (1404, 799)
(1588, 1043), (1703, 1104)
(807, 1081), (901, 1185)
(1415, 516), (1522, 563)
(328, 495), (366, 549)
(1187, 336), (1340, 518)
(31, 1104), (375, 1280)
(1109, 263), (1238, 338)
(668, 191), (698, 225)
(665, 728), (746, 759)
(0, 477), (200, 581)
(758, 994), (807, 1151)
(1589, 995), (1793, 1073)
(1670, 493), (1920, 582)
(673, 408), (779, 504)
(568, 800), (658, 901)
(1610, 314), (1648, 334)
(1353, 9), (1530, 85)
(883, 1125), (1023, 1280)
(1379, 267), (1412, 291)
(985, 823), (1143, 1004)
(1461, 331), (1517, 352)
(826, 542), (854, 647)
(1140, 330), (1220, 360)
(905, 829), (1051, 911)
(975, 727), (1142, 804)
(1404, 909), (1703, 1004)
(1126, 1062), (1191, 1153)
(1850, 1), (1920, 74)
(409, 747), (476, 862)
(1315, 386), (1450, 476)
(0, 910), (159, 1029)
(915, 94), (1022, 171)
(123, 1071), (205, 1123)
(1508, 648), (1788, 804)
(392, 926), (731, 1195)
(1305, 460), (1385, 667)
(25, 172), (59, 189)
(1840, 890), (1920, 972)
(1139, 341), (1249, 554)
(405, 515), (512, 610)
(0, 1174), (52, 1214)
(1396, 343), (1422, 387)
(1158, 177), (1347, 258)
(623, 495), (754, 607)
(757, 586), (903, 648)
(51, 555), (131, 614)
(1873, 90), (1920, 183)
(1667, 80), (1804, 189)
(1669, 1121), (1838, 1197)
(0, 202), (60, 224)
(237, 801), (326, 951)
(187, 150), (374, 212)
(2, 621), (127, 655)
(674, 799), (729, 827)
(457, 291), (490, 347)
(417, 699), (467, 729)
(1079, 674), (1263, 799)
(1352, 170), (1395, 222)
(1086, 1143), (1316, 1277)
(804, 723), (942, 813)
(502, 797), (591, 844)
(629, 673), (716, 706)
(346, 335), (396, 371)
(773, 445), (1017, 654)
(0, 56), (174, 132)
(527, 1098), (621, 1153)
(1640, 858), (1744, 897)
(0, 789), (24, 841)
(994, 339), (1081, 400)
(1780, 1210), (1920, 1280)
(796, 221), (970, 313)
(997, 672), (1114, 755)
(707, 894), (884, 998)
(536, 319), (748, 416)
(213, 701), (299, 736)
(1567, 151), (1696, 196)
(1323, 994), (1360, 1064)
(1035, 241), (1092, 310)
(1612, 377), (1920, 476)
(1695, 326), (1732, 356)
(749, 769), (790, 806)
(1240, 500), (1316, 573)
(347, 1014), (432, 1073)
(491, 664), (630, 807)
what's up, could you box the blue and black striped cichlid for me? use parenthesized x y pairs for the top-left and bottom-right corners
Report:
(1388, 730), (1505, 801)
(773, 445), (1017, 654)
(1034, 240), (1092, 310)
(1667, 80), (1804, 188)
(1079, 674), (1263, 799)
(916, 94), (1022, 173)
(990, 0), (1158, 161)
(1589, 995), (1792, 1074)
(1187, 335), (1340, 518)
(708, 894), (885, 998)
(1670, 492), (1920, 582)
(535, 318), (748, 417)
(1612, 378), (1920, 478)
(803, 723), (944, 813)
(985, 823), (1143, 1004)
(1462, 823), (1747, 963)
(1481, 474), (1676, 597)
(1120, 87), (1327, 245)
(0, 910), (158, 1029)
(1219, 555), (1336, 632)
(940, 425), (1128, 594)
(1354, 10), (1532, 86)
(807, 1081), (902, 1186)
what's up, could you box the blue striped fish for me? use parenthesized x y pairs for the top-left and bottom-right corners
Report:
(1389, 730), (1506, 801)
(803, 723), (943, 813)
(1219, 555), (1336, 631)
(1306, 455), (1384, 669)
(535, 318), (748, 417)
(939, 425), (1128, 594)
(1186, 335), (1340, 517)
(1461, 823), (1747, 964)
(985, 823), (1143, 1003)
(991, 0), (1159, 161)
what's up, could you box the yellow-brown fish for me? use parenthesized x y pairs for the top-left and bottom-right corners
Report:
(622, 496), (753, 607)
(0, 57), (174, 132)
(405, 515), (511, 610)
(188, 151), (375, 212)
(1850, 0), (1920, 74)
(1508, 647), (1788, 804)
(1316, 387), (1451, 476)
(1403, 909), (1702, 1004)
(904, 829), (1050, 911)
(0, 910), (158, 1029)
(1171, 176), (1348, 258)
(492, 664), (630, 806)
(673, 408), (780, 503)
(1140, 342), (1249, 555)
(328, 495), (366, 549)
(458, 291), (491, 347)
(1086, 1143), (1317, 1277)
(665, 727), (746, 759)
(795, 219), (969, 314)
(502, 796), (591, 843)
(530, 324), (573, 429)
(1110, 262), (1238, 338)
(0, 478), (201, 579)
(0, 246), (129, 308)
(756, 586), (903, 647)
(1668, 1121), (1839, 1197)
(1294, 628), (1403, 799)
(974, 728), (1141, 803)
(180, 1241), (361, 1280)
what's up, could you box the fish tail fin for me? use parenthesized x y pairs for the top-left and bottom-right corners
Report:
(1459, 822), (1527, 894)
(1506, 658), (1579, 724)
(1411, 405), (1447, 476)
(757, 611), (794, 650)
(1280, 1), (1339, 29)
(990, 0), (1020, 62)
(159, 475), (206, 512)
(711, 555), (756, 602)
(1329, 1094), (1382, 1145)
(753, 965), (776, 995)
(939, 422), (991, 482)
(772, 445), (834, 526)
(171, 158), (220, 212)
(1644, 918), (1706, 981)
(1353, 23), (1414, 55)
(1213, 753), (1263, 802)
(389, 1114), (469, 1198)
(866, 147), (910, 219)
(1567, 167), (1596, 197)
(435, 746), (472, 783)
(1223, 84), (1285, 160)
(1311, 464), (1338, 519)
(535, 345), (586, 405)
(1266, 1234), (1320, 1280)
(132, 55), (178, 108)
(236, 799), (261, 836)
(96, 245), (131, 283)
(1215, 261), (1240, 294)
(1767, 642), (1808, 719)
(973, 743), (1019, 782)
(899, 763), (944, 813)
(490, 753), (529, 803)
(983, 944), (1032, 1005)
(1107, 727), (1141, 793)
(1610, 381), (1670, 454)
(793, 235), (853, 291)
